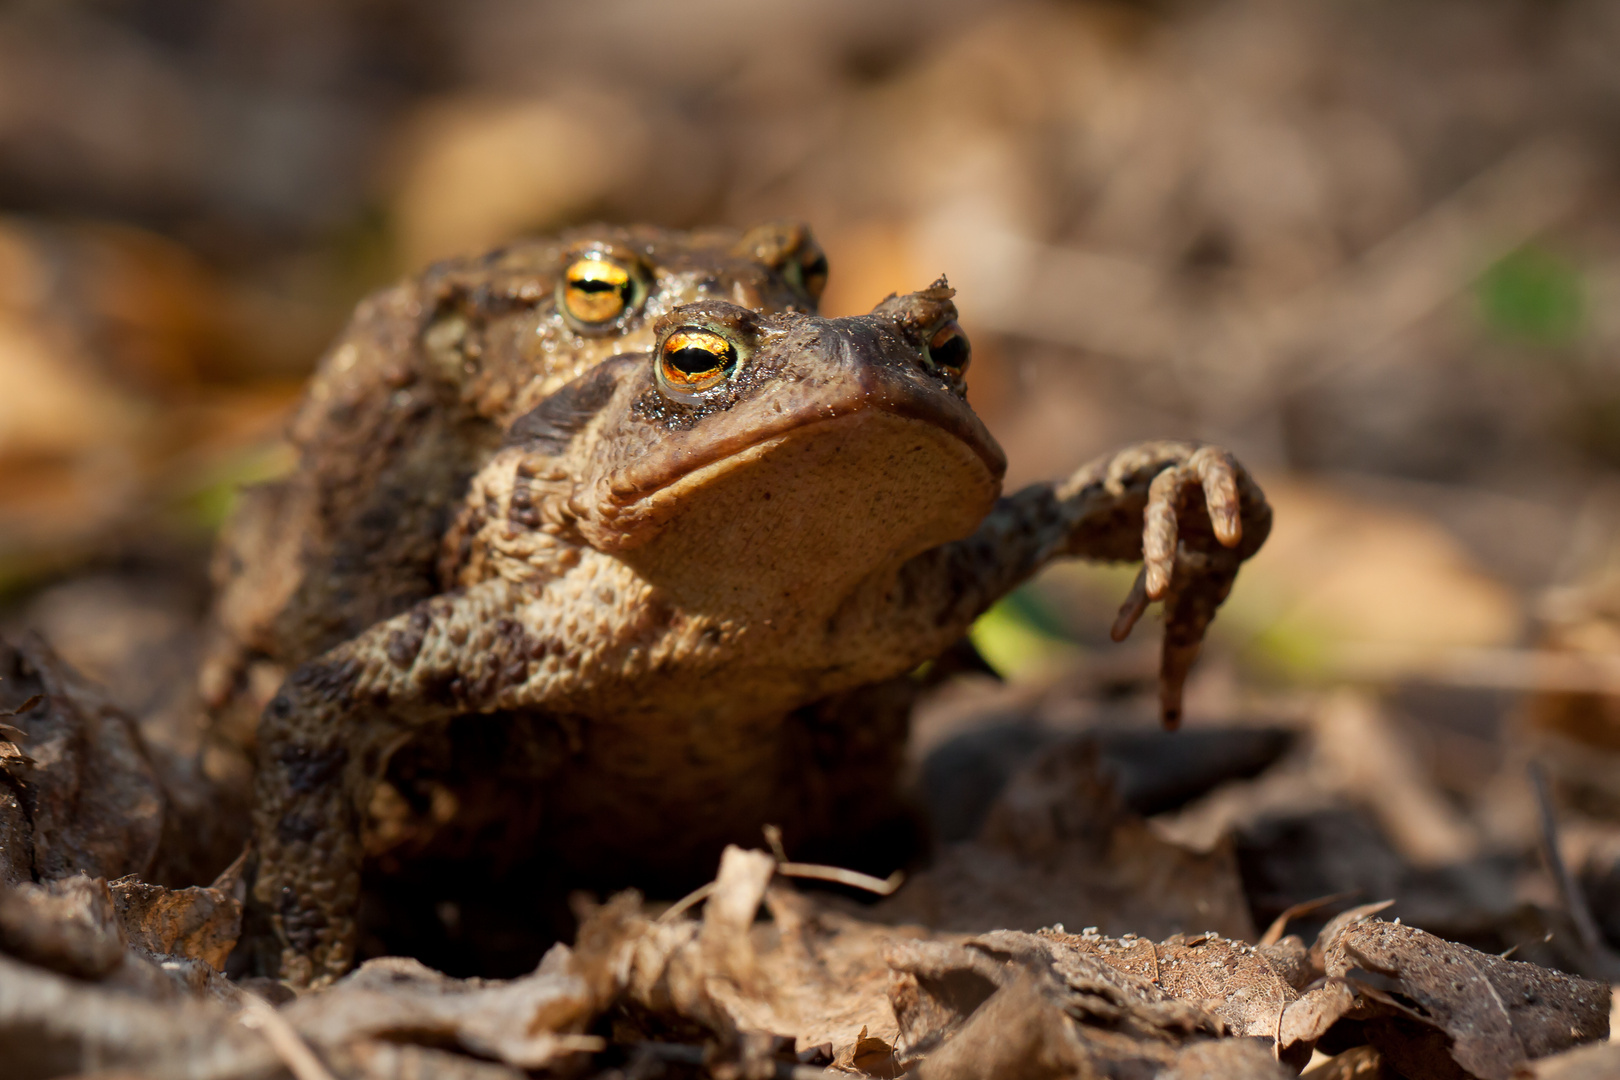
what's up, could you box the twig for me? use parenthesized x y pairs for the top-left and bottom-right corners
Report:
(761, 826), (904, 894)
(1259, 891), (1359, 947)
(775, 863), (904, 896)
(236, 994), (337, 1080)
(657, 881), (715, 924)
(763, 823), (790, 863)
(0, 694), (43, 721)
(1527, 761), (1620, 979)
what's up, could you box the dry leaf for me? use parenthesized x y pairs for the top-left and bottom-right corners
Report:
(1321, 917), (1610, 1079)
(0, 636), (164, 883)
(282, 953), (598, 1070)
(1513, 1039), (1620, 1079)
(910, 973), (1090, 1080)
(0, 873), (126, 979)
(108, 874), (242, 971)
(884, 739), (1254, 941)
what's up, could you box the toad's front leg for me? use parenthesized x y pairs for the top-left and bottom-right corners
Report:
(1073, 442), (1271, 725)
(888, 441), (1270, 726)
(251, 576), (557, 986)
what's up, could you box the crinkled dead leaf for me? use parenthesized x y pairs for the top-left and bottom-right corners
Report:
(833, 1024), (902, 1078)
(282, 952), (600, 1070)
(910, 972), (1090, 1080)
(1320, 917), (1610, 1079)
(887, 928), (1302, 1078)
(0, 636), (164, 883)
(0, 872), (126, 978)
(578, 845), (908, 1064)
(1513, 1038), (1620, 1079)
(109, 872), (242, 971)
(0, 952), (274, 1080)
(882, 739), (1254, 941)
(1300, 1045), (1392, 1080)
(1042, 924), (1312, 1065)
(0, 771), (31, 888)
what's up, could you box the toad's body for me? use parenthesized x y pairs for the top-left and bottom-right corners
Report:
(210, 223), (1270, 986)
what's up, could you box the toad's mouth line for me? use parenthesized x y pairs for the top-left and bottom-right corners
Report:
(605, 384), (1006, 509)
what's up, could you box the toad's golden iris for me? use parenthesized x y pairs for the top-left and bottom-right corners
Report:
(659, 328), (737, 393)
(563, 256), (636, 325)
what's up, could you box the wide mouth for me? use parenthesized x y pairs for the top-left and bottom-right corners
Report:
(605, 358), (1007, 510)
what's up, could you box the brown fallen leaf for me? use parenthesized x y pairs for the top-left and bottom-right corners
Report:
(832, 1024), (903, 1078)
(909, 972), (1090, 1080)
(1301, 1045), (1394, 1079)
(1320, 917), (1610, 1079)
(0, 872), (126, 979)
(882, 739), (1254, 941)
(1512, 1037), (1620, 1079)
(108, 871), (242, 971)
(1159, 1039), (1298, 1080)
(0, 872), (233, 1003)
(0, 951), (275, 1080)
(582, 845), (909, 1064)
(1045, 927), (1298, 1042)
(0, 635), (164, 883)
(887, 928), (1302, 1078)
(281, 952), (600, 1070)
(0, 750), (31, 887)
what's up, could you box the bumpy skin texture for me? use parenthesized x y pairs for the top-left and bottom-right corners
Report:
(227, 225), (1271, 987)
(202, 222), (823, 733)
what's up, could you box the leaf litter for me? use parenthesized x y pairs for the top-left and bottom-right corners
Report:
(0, 634), (1613, 1080)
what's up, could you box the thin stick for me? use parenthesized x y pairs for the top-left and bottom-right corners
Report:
(1528, 761), (1609, 959)
(237, 994), (337, 1080)
(775, 863), (904, 896)
(1258, 891), (1359, 947)
(658, 881), (716, 923)
(763, 823), (790, 863)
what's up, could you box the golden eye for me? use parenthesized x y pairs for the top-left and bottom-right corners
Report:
(659, 328), (737, 395)
(926, 321), (970, 376)
(789, 242), (828, 303)
(561, 256), (637, 326)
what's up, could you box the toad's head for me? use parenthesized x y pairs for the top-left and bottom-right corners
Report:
(514, 282), (1006, 614)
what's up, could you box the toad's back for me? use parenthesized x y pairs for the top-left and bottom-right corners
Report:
(201, 223), (829, 732)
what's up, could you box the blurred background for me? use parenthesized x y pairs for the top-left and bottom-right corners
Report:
(4, 0), (1620, 968)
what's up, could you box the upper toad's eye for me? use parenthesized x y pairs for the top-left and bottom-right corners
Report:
(560, 256), (641, 328)
(786, 241), (829, 303)
(658, 328), (738, 397)
(926, 321), (970, 377)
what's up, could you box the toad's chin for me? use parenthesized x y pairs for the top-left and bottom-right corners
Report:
(593, 355), (1006, 549)
(590, 405), (1001, 615)
(587, 362), (1006, 554)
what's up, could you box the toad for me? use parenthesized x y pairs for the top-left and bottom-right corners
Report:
(203, 223), (829, 734)
(223, 224), (1270, 986)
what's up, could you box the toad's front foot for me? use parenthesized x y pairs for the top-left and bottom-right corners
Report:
(1103, 445), (1270, 726)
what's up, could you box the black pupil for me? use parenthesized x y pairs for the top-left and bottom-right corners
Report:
(668, 344), (731, 376)
(574, 277), (627, 297)
(932, 332), (969, 372)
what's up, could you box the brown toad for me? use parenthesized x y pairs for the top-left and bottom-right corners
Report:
(226, 224), (1270, 986)
(202, 222), (828, 731)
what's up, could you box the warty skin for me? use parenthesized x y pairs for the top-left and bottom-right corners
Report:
(230, 230), (1269, 987)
